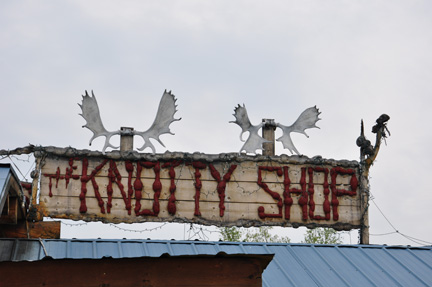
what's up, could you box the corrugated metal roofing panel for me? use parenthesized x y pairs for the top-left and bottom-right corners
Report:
(120, 241), (146, 258)
(169, 241), (197, 256)
(409, 248), (432, 269)
(15, 239), (43, 262)
(0, 165), (12, 213)
(217, 242), (251, 254)
(193, 241), (219, 254)
(338, 246), (388, 286)
(0, 239), (15, 261)
(45, 240), (68, 259)
(390, 248), (432, 285)
(362, 246), (427, 286)
(317, 246), (375, 287)
(144, 241), (176, 257)
(264, 245), (318, 287)
(0, 166), (10, 184)
(1, 239), (431, 287)
(0, 164), (25, 216)
(290, 245), (347, 286)
(68, 240), (94, 259)
(95, 241), (120, 258)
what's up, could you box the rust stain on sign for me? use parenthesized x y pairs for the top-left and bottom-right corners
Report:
(35, 148), (361, 230)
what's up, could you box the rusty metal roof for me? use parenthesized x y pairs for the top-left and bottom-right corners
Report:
(0, 238), (431, 286)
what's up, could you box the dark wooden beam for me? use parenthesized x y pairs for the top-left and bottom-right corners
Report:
(0, 196), (18, 224)
(0, 220), (60, 239)
(0, 255), (272, 287)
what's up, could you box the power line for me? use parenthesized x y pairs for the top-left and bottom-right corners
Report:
(370, 195), (432, 245)
(371, 197), (398, 232)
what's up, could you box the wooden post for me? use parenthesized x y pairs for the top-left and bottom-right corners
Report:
(120, 127), (134, 152)
(358, 115), (389, 244)
(359, 165), (370, 245)
(359, 121), (370, 245)
(262, 119), (276, 156)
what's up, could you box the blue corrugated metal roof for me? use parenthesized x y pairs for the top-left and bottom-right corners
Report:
(0, 164), (14, 213)
(1, 239), (431, 286)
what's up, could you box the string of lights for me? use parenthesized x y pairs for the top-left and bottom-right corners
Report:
(61, 221), (88, 227)
(108, 222), (169, 233)
(61, 220), (221, 239)
(60, 220), (172, 234)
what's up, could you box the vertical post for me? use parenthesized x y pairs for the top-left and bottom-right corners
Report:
(120, 127), (134, 152)
(262, 119), (276, 156)
(359, 169), (370, 245)
(358, 113), (390, 245)
(359, 121), (370, 245)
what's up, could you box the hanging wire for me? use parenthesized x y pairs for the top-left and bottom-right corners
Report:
(1, 154), (35, 182)
(370, 231), (398, 236)
(398, 234), (432, 245)
(61, 220), (171, 234)
(370, 194), (432, 245)
(8, 155), (29, 181)
(23, 160), (35, 181)
(61, 221), (88, 227)
(108, 222), (169, 233)
(186, 223), (219, 241)
(371, 197), (399, 232)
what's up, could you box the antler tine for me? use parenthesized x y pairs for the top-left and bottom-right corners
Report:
(276, 106), (321, 155)
(135, 89), (181, 154)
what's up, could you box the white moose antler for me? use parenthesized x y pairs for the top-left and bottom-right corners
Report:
(134, 90), (181, 153)
(79, 91), (120, 153)
(230, 104), (270, 154)
(79, 90), (181, 154)
(276, 106), (321, 155)
(230, 104), (321, 155)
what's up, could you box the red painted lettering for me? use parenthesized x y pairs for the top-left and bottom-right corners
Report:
(162, 160), (182, 215)
(136, 161), (162, 216)
(330, 167), (358, 220)
(208, 164), (237, 217)
(257, 166), (283, 219)
(282, 167), (307, 220)
(80, 158), (108, 213)
(307, 167), (331, 220)
(189, 161), (207, 216)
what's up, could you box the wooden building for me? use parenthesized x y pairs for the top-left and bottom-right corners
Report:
(1, 238), (431, 286)
(1, 154), (431, 286)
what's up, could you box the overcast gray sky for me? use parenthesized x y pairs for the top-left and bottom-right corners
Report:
(1, 1), (431, 245)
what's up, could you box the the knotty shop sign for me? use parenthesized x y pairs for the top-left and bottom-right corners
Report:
(37, 149), (361, 229)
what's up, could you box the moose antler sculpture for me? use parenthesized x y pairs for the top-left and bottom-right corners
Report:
(79, 90), (181, 154)
(230, 104), (321, 155)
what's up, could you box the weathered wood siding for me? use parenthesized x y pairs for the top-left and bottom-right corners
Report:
(0, 255), (270, 287)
